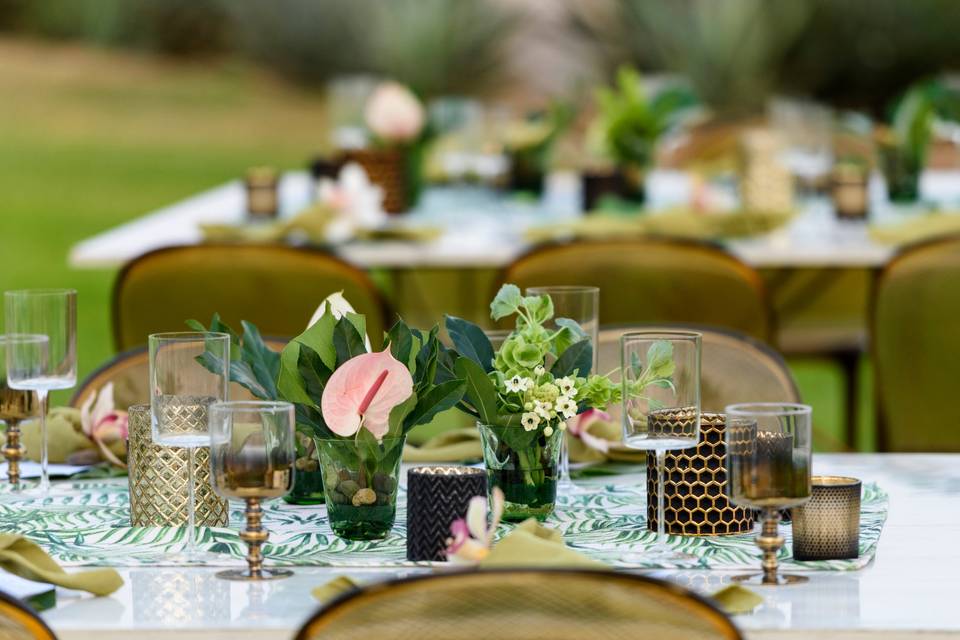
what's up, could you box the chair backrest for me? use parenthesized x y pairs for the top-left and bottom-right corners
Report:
(112, 244), (390, 351)
(499, 239), (771, 341)
(71, 338), (288, 410)
(0, 591), (56, 640)
(297, 569), (741, 640)
(598, 324), (800, 413)
(873, 236), (960, 451)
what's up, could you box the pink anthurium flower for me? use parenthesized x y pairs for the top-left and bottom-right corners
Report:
(321, 349), (414, 440)
(79, 382), (129, 468)
(568, 408), (612, 454)
(445, 487), (504, 564)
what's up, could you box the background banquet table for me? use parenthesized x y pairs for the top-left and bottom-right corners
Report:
(69, 170), (924, 271)
(37, 453), (960, 639)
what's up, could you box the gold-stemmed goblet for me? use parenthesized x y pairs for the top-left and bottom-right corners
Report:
(725, 403), (813, 585)
(0, 336), (39, 488)
(209, 401), (296, 581)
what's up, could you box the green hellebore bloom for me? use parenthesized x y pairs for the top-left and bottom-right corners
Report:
(496, 335), (546, 376)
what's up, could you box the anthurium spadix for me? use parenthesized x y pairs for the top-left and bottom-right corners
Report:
(321, 349), (414, 440)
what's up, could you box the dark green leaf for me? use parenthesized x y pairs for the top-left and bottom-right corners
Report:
(229, 361), (270, 400)
(403, 379), (466, 432)
(333, 317), (367, 366)
(292, 312), (337, 370)
(445, 315), (495, 372)
(455, 357), (500, 425)
(278, 344), (315, 407)
(552, 338), (593, 378)
(385, 320), (414, 364)
(298, 345), (331, 402)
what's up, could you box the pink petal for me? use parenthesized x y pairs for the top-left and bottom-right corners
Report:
(569, 408), (610, 436)
(445, 518), (470, 555)
(321, 349), (414, 438)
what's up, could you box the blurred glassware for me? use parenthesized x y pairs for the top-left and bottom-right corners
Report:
(4, 289), (77, 496)
(0, 335), (39, 489)
(725, 402), (812, 585)
(327, 74), (379, 151)
(527, 286), (599, 497)
(149, 331), (230, 562)
(209, 401), (295, 581)
(769, 98), (834, 198)
(621, 330), (701, 562)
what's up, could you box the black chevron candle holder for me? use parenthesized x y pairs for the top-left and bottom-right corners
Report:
(406, 466), (486, 562)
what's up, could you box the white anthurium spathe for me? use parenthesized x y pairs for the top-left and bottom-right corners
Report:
(308, 291), (372, 351)
(315, 162), (387, 243)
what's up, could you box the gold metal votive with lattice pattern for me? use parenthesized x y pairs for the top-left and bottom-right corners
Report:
(646, 411), (755, 536)
(341, 148), (408, 213)
(127, 404), (228, 527)
(791, 476), (861, 560)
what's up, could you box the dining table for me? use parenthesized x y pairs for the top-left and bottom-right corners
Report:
(25, 453), (960, 639)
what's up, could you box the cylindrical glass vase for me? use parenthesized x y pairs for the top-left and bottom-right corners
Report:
(316, 436), (405, 540)
(284, 432), (324, 505)
(478, 422), (563, 521)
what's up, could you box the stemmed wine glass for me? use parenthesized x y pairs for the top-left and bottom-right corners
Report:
(621, 331), (701, 562)
(0, 335), (40, 489)
(4, 289), (77, 496)
(150, 332), (230, 562)
(209, 400), (295, 581)
(725, 403), (812, 585)
(526, 286), (599, 496)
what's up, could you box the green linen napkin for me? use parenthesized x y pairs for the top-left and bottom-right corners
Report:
(869, 212), (960, 246)
(20, 408), (96, 464)
(525, 208), (793, 244)
(710, 584), (763, 615)
(478, 519), (606, 569)
(0, 534), (123, 596)
(403, 428), (482, 463)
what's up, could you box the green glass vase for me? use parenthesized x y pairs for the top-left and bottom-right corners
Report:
(478, 422), (563, 521)
(316, 436), (405, 540)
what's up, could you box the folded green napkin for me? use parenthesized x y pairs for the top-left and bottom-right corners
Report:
(20, 408), (96, 464)
(0, 534), (123, 596)
(479, 519), (606, 568)
(869, 212), (960, 246)
(710, 584), (763, 615)
(525, 208), (793, 244)
(200, 205), (441, 246)
(403, 428), (482, 463)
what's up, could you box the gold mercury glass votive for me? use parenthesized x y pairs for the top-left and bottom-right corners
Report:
(127, 404), (228, 527)
(791, 476), (861, 561)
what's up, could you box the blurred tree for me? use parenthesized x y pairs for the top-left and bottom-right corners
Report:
(567, 0), (960, 115)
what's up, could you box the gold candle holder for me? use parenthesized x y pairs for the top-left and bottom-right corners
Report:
(792, 476), (861, 561)
(3, 421), (26, 486)
(127, 405), (228, 527)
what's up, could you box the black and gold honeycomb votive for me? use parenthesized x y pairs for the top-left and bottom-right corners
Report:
(407, 466), (486, 561)
(792, 476), (861, 561)
(647, 412), (755, 536)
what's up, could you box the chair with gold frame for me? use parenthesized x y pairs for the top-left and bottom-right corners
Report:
(0, 591), (57, 640)
(498, 239), (771, 342)
(873, 235), (960, 451)
(112, 244), (390, 351)
(296, 569), (742, 640)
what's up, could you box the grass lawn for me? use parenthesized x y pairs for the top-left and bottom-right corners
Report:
(0, 38), (869, 449)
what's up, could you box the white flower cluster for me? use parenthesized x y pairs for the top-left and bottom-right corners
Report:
(507, 375), (579, 435)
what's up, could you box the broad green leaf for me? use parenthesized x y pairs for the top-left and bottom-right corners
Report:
(555, 317), (586, 338)
(552, 338), (593, 378)
(333, 317), (367, 366)
(385, 320), (414, 364)
(403, 379), (466, 431)
(278, 343), (315, 407)
(292, 311), (337, 371)
(298, 345), (331, 403)
(445, 315), (495, 372)
(229, 361), (270, 400)
(490, 284), (522, 320)
(553, 326), (583, 357)
(343, 312), (368, 350)
(455, 357), (500, 426)
(386, 393), (418, 439)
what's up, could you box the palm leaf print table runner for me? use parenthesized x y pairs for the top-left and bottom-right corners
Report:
(0, 476), (887, 571)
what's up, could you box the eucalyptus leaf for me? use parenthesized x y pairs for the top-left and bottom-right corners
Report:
(445, 315), (495, 372)
(490, 284), (522, 320)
